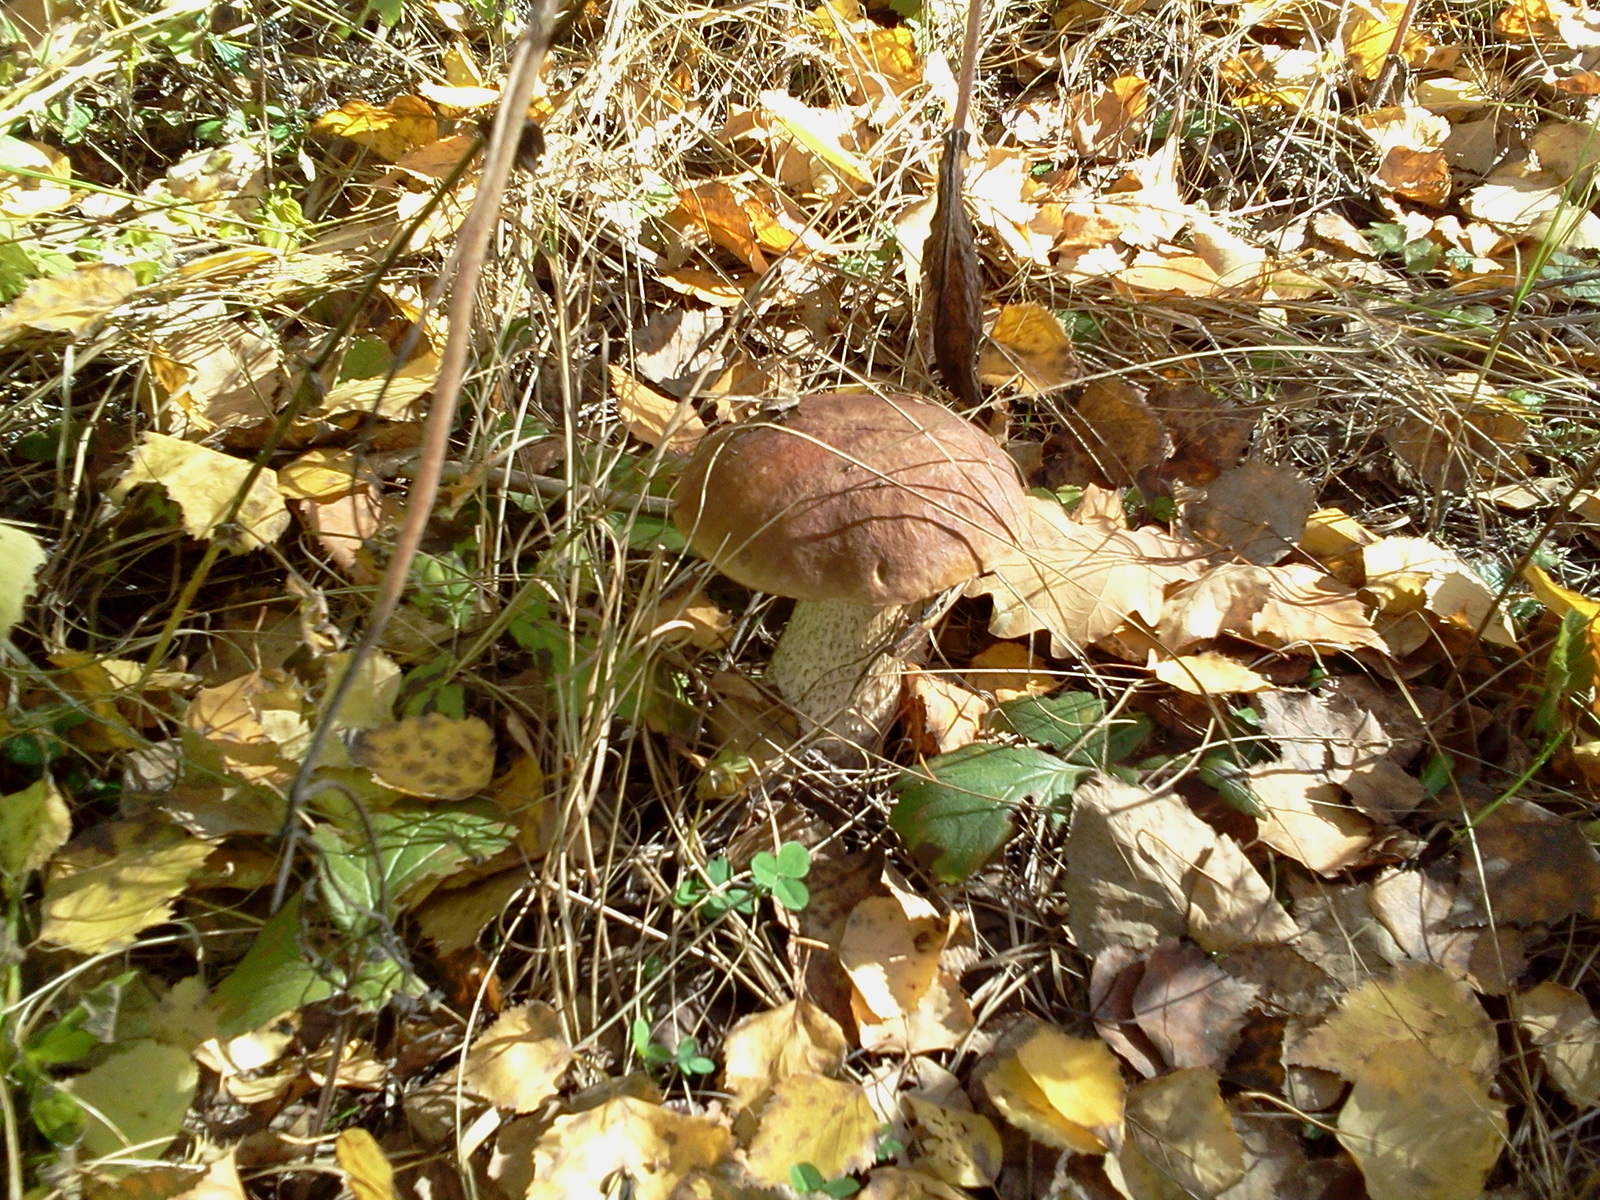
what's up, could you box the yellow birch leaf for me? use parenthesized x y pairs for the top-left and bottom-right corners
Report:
(461, 1002), (572, 1112)
(279, 448), (364, 502)
(609, 364), (705, 454)
(983, 1024), (1125, 1154)
(1514, 981), (1600, 1108)
(336, 1128), (397, 1200)
(1152, 651), (1275, 695)
(40, 836), (215, 953)
(905, 1097), (1002, 1188)
(0, 521), (45, 640)
(319, 351), (440, 418)
(111, 433), (289, 553)
(745, 1074), (880, 1186)
(70, 1039), (199, 1161)
(722, 1000), (849, 1112)
(351, 713), (495, 800)
(0, 263), (137, 342)
(978, 303), (1079, 393)
(527, 1096), (731, 1200)
(313, 96), (438, 161)
(0, 136), (72, 216)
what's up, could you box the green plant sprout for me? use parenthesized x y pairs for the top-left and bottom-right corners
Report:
(790, 1162), (860, 1197)
(631, 1018), (715, 1076)
(673, 841), (812, 917)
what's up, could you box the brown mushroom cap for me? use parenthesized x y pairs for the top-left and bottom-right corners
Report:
(673, 392), (1028, 607)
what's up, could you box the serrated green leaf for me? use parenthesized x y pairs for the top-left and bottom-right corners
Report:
(992, 692), (1151, 765)
(891, 744), (1087, 881)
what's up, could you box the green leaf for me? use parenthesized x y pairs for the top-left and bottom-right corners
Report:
(891, 744), (1087, 881)
(211, 897), (337, 1037)
(707, 857), (732, 886)
(792, 1163), (828, 1193)
(775, 841), (811, 878)
(0, 776), (70, 894)
(991, 691), (1147, 764)
(750, 851), (780, 889)
(773, 877), (810, 912)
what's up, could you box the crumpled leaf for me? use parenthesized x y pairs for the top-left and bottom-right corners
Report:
(1514, 981), (1600, 1108)
(111, 433), (289, 553)
(721, 999), (848, 1113)
(839, 892), (975, 1054)
(745, 1074), (880, 1186)
(923, 129), (982, 410)
(1064, 774), (1297, 955)
(1155, 563), (1385, 654)
(982, 1024), (1125, 1153)
(1362, 536), (1518, 647)
(526, 1095), (731, 1199)
(969, 496), (1203, 656)
(461, 1002), (572, 1113)
(1336, 1039), (1506, 1200)
(978, 302), (1079, 395)
(313, 95), (438, 161)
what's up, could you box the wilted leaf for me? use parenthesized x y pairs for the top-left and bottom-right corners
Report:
(1514, 981), (1600, 1107)
(1037, 379), (1172, 491)
(111, 433), (289, 553)
(970, 497), (1202, 656)
(1064, 774), (1297, 955)
(979, 302), (1079, 394)
(0, 521), (45, 640)
(982, 1024), (1125, 1153)
(1148, 383), (1252, 486)
(1111, 1069), (1244, 1200)
(461, 1002), (572, 1112)
(1186, 461), (1315, 565)
(1292, 962), (1497, 1082)
(336, 1128), (397, 1200)
(40, 835), (215, 954)
(1384, 378), (1531, 491)
(313, 96), (438, 161)
(0, 777), (70, 895)
(1358, 107), (1452, 206)
(527, 1095), (730, 1199)
(69, 1038), (199, 1160)
(721, 999), (848, 1113)
(1450, 797), (1600, 925)
(1070, 74), (1150, 159)
(891, 743), (1086, 881)
(1363, 536), (1518, 646)
(0, 263), (137, 342)
(745, 1074), (880, 1186)
(1244, 764), (1375, 874)
(759, 89), (873, 188)
(1130, 942), (1261, 1070)
(1152, 651), (1274, 695)
(1156, 563), (1385, 654)
(1336, 1040), (1506, 1200)
(904, 1096), (1002, 1188)
(351, 713), (495, 800)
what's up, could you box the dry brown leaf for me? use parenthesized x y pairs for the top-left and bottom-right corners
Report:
(721, 999), (848, 1113)
(977, 302), (1079, 394)
(1291, 962), (1498, 1082)
(1368, 867), (1523, 995)
(858, 1166), (972, 1200)
(1244, 764), (1376, 875)
(112, 434), (289, 554)
(1450, 797), (1600, 925)
(1155, 563), (1385, 655)
(1362, 536), (1518, 646)
(1069, 74), (1150, 160)
(1151, 651), (1275, 695)
(608, 365), (705, 455)
(351, 713), (495, 800)
(903, 670), (989, 756)
(759, 88), (873, 189)
(299, 482), (383, 583)
(1186, 461), (1316, 565)
(1384, 376), (1532, 491)
(671, 181), (798, 273)
(1147, 382), (1252, 486)
(924, 130), (984, 411)
(982, 1024), (1125, 1154)
(1514, 982), (1600, 1107)
(970, 496), (1203, 657)
(1129, 942), (1261, 1070)
(526, 1095), (731, 1199)
(745, 1074), (881, 1186)
(460, 1003), (571, 1113)
(1257, 689), (1426, 823)
(1109, 1068), (1245, 1200)
(1064, 774), (1297, 955)
(1037, 378), (1171, 490)
(1336, 1039), (1506, 1200)
(1357, 106), (1453, 206)
(839, 893), (974, 1054)
(185, 670), (309, 784)
(0, 263), (138, 342)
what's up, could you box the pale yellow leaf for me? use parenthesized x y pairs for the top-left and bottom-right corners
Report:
(1152, 651), (1274, 695)
(905, 1097), (1002, 1188)
(336, 1127), (397, 1200)
(745, 1074), (881, 1186)
(840, 894), (975, 1053)
(461, 1002), (571, 1112)
(1362, 536), (1518, 646)
(0, 521), (45, 640)
(1514, 981), (1600, 1108)
(1244, 764), (1375, 874)
(40, 836), (215, 953)
(982, 1025), (1124, 1154)
(1336, 1040), (1506, 1200)
(609, 364), (705, 454)
(0, 777), (70, 892)
(313, 96), (438, 161)
(721, 999), (849, 1113)
(278, 448), (364, 502)
(351, 713), (495, 800)
(0, 263), (137, 342)
(0, 136), (72, 217)
(111, 433), (289, 553)
(69, 1039), (199, 1161)
(1112, 1069), (1244, 1200)
(759, 89), (874, 187)
(319, 351), (440, 418)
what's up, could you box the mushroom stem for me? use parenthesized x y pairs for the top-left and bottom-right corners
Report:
(767, 599), (912, 755)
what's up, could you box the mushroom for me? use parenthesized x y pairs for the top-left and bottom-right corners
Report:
(672, 392), (1029, 756)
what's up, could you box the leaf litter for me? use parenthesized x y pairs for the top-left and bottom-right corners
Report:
(3, 0), (1600, 1196)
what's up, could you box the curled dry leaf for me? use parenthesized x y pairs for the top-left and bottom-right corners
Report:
(903, 669), (989, 756)
(1513, 982), (1600, 1108)
(1185, 460), (1316, 565)
(111, 433), (290, 554)
(1368, 867), (1524, 996)
(1362, 536), (1518, 647)
(1449, 797), (1600, 926)
(1147, 382), (1252, 486)
(1155, 563), (1385, 655)
(1064, 774), (1297, 956)
(720, 999), (848, 1113)
(1258, 689), (1426, 823)
(981, 1024), (1125, 1154)
(1336, 1040), (1506, 1200)
(839, 893), (975, 1053)
(608, 365), (705, 455)
(351, 713), (495, 800)
(526, 1096), (731, 1200)
(1358, 107), (1452, 207)
(924, 130), (983, 410)
(969, 496), (1203, 657)
(1126, 942), (1262, 1072)
(460, 1002), (572, 1113)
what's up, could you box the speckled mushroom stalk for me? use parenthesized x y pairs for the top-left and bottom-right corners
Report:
(673, 392), (1028, 758)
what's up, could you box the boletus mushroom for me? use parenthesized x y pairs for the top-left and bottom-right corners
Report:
(672, 392), (1028, 756)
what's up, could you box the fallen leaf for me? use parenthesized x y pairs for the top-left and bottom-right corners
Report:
(0, 263), (137, 342)
(1129, 942), (1261, 1070)
(1342, 0), (1442, 77)
(859, 1166), (972, 1199)
(351, 713), (495, 800)
(1037, 379), (1172, 490)
(970, 496), (1203, 656)
(278, 448), (365, 502)
(981, 1024), (1125, 1153)
(671, 180), (798, 273)
(1244, 764), (1376, 874)
(904, 1096), (1002, 1188)
(69, 1039), (199, 1160)
(1450, 797), (1600, 925)
(1291, 962), (1497, 1082)
(839, 893), (975, 1053)
(319, 350), (440, 418)
(1063, 774), (1297, 955)
(1147, 383), (1252, 486)
(149, 317), (284, 434)
(526, 1095), (730, 1199)
(40, 834), (215, 953)
(0, 136), (72, 217)
(924, 130), (983, 410)
(1363, 535), (1518, 646)
(1368, 867), (1522, 994)
(1258, 689), (1426, 822)
(1070, 74), (1150, 159)
(0, 777), (70, 894)
(1186, 461), (1315, 565)
(336, 1128), (397, 1200)
(609, 365), (705, 454)
(1514, 982), (1600, 1108)
(111, 433), (289, 553)
(1336, 1039), (1506, 1200)
(978, 302), (1079, 394)
(185, 670), (309, 785)
(1151, 651), (1275, 694)
(759, 88), (873, 188)
(1155, 563), (1385, 654)
(903, 670), (989, 756)
(461, 1002), (572, 1112)
(721, 1000), (848, 1113)
(745, 1074), (880, 1186)
(313, 95), (438, 161)
(0, 521), (45, 639)
(1110, 1068), (1244, 1200)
